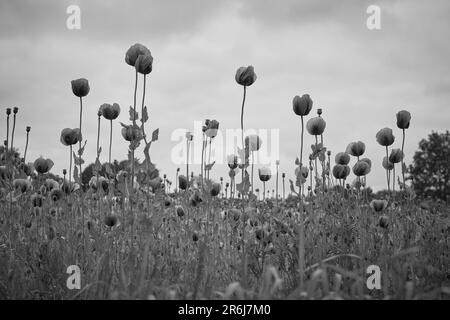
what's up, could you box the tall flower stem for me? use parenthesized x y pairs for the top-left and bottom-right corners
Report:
(11, 112), (17, 151)
(401, 128), (406, 189)
(240, 86), (247, 189)
(299, 116), (304, 199)
(385, 146), (391, 195)
(251, 152), (254, 194)
(96, 114), (101, 193)
(263, 181), (266, 201)
(282, 176), (285, 200)
(78, 97), (83, 181)
(186, 139), (190, 187)
(314, 135), (319, 188)
(5, 112), (10, 150)
(131, 70), (138, 190)
(69, 145), (73, 187)
(109, 120), (113, 165)
(24, 129), (30, 163)
(276, 163), (279, 206)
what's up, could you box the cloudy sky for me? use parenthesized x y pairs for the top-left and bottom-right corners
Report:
(1, 0), (449, 192)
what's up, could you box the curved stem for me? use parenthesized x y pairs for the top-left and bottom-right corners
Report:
(11, 114), (16, 151)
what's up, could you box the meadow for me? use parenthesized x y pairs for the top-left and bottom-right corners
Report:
(0, 43), (448, 300)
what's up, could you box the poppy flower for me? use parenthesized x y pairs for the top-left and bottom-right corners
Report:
(382, 157), (394, 170)
(125, 43), (151, 67)
(389, 148), (404, 164)
(259, 167), (272, 182)
(376, 128), (395, 147)
(60, 128), (82, 146)
(45, 179), (59, 191)
(104, 215), (118, 227)
(100, 103), (121, 121)
(205, 119), (220, 138)
(292, 94), (313, 116)
(210, 182), (221, 197)
(178, 175), (188, 190)
(227, 155), (239, 170)
(121, 124), (142, 142)
(306, 117), (326, 136)
(378, 215), (389, 228)
(71, 78), (90, 97)
(353, 161), (371, 177)
(89, 176), (109, 193)
(396, 110), (411, 129)
(346, 141), (366, 157)
(245, 134), (262, 152)
(50, 188), (63, 202)
(235, 66), (257, 86)
(335, 152), (350, 165)
(332, 164), (351, 180)
(360, 158), (372, 169)
(135, 53), (153, 75)
(295, 165), (309, 179)
(33, 156), (54, 174)
(370, 199), (388, 212)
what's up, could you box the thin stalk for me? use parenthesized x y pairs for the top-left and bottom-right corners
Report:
(276, 163), (279, 206)
(385, 146), (391, 195)
(6, 113), (9, 150)
(24, 130), (30, 163)
(11, 113), (17, 151)
(131, 70), (138, 190)
(78, 97), (83, 182)
(109, 120), (113, 165)
(401, 128), (406, 189)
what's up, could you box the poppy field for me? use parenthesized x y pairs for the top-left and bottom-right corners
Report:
(0, 43), (449, 300)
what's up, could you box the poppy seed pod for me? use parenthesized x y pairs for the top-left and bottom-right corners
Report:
(376, 128), (395, 147)
(104, 214), (118, 227)
(335, 152), (350, 165)
(353, 161), (371, 177)
(60, 128), (82, 146)
(205, 119), (220, 138)
(71, 78), (90, 97)
(292, 94), (313, 116)
(360, 158), (372, 169)
(235, 65), (257, 86)
(306, 117), (326, 136)
(227, 155), (239, 170)
(135, 53), (153, 75)
(346, 141), (366, 157)
(370, 199), (388, 212)
(389, 148), (404, 164)
(100, 103), (121, 121)
(332, 164), (350, 180)
(258, 167), (272, 182)
(125, 43), (151, 67)
(245, 135), (262, 152)
(210, 182), (221, 197)
(33, 156), (54, 174)
(382, 157), (394, 170)
(396, 110), (411, 129)
(178, 175), (188, 190)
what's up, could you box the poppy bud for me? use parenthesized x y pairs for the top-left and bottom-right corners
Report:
(378, 215), (389, 229)
(396, 110), (411, 129)
(178, 175), (188, 190)
(346, 141), (366, 157)
(175, 205), (185, 217)
(121, 124), (142, 142)
(317, 108), (322, 116)
(100, 103), (121, 120)
(192, 232), (199, 242)
(282, 173), (285, 178)
(71, 78), (90, 97)
(352, 161), (370, 177)
(135, 53), (153, 75)
(26, 126), (31, 132)
(382, 157), (394, 170)
(125, 43), (151, 67)
(235, 65), (257, 86)
(306, 116), (326, 136)
(210, 182), (221, 197)
(259, 167), (272, 182)
(335, 152), (350, 165)
(370, 199), (388, 212)
(376, 128), (395, 147)
(332, 164), (350, 180)
(292, 94), (313, 116)
(389, 148), (404, 164)
(327, 150), (331, 156)
(104, 215), (118, 227)
(295, 166), (309, 179)
(63, 169), (67, 175)
(6, 108), (11, 115)
(60, 128), (82, 146)
(33, 156), (54, 174)
(13, 107), (18, 114)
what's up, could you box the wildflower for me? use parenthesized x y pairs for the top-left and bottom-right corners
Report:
(245, 135), (262, 152)
(71, 78), (90, 97)
(13, 178), (32, 193)
(125, 43), (151, 67)
(376, 128), (395, 147)
(306, 117), (326, 136)
(332, 164), (351, 180)
(346, 141), (366, 157)
(100, 103), (121, 120)
(378, 215), (389, 228)
(135, 53), (153, 75)
(360, 158), (372, 169)
(259, 167), (272, 182)
(382, 157), (394, 170)
(353, 161), (371, 177)
(389, 148), (404, 164)
(227, 155), (239, 170)
(104, 215), (118, 227)
(292, 94), (313, 116)
(335, 152), (350, 165)
(33, 156), (54, 174)
(121, 124), (142, 142)
(204, 119), (220, 138)
(60, 128), (82, 146)
(235, 66), (257, 86)
(370, 199), (388, 212)
(396, 110), (411, 129)
(45, 179), (59, 191)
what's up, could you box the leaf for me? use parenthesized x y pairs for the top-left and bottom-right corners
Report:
(289, 179), (299, 196)
(78, 140), (87, 156)
(141, 106), (149, 124)
(93, 158), (102, 174)
(205, 161), (215, 171)
(97, 146), (102, 158)
(129, 106), (139, 122)
(104, 163), (113, 177)
(73, 151), (85, 166)
(295, 157), (300, 165)
(151, 128), (159, 142)
(73, 166), (80, 184)
(236, 171), (250, 195)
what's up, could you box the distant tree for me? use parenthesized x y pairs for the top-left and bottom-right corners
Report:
(409, 131), (450, 202)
